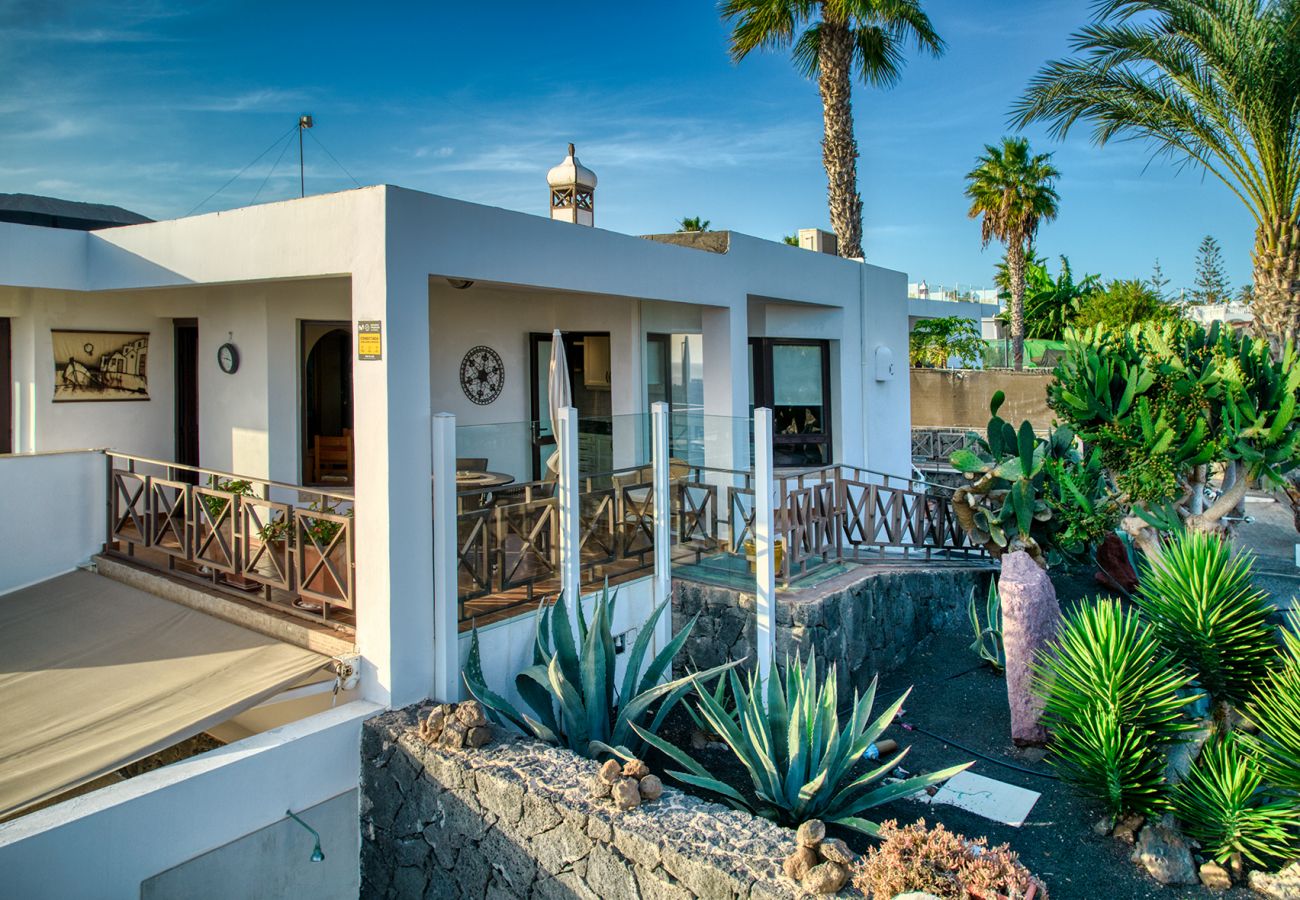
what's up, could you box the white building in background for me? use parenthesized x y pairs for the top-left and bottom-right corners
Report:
(0, 150), (913, 895)
(1186, 301), (1253, 330)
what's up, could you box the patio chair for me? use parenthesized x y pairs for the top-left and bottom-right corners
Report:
(313, 431), (353, 483)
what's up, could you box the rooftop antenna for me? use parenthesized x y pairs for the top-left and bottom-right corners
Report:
(298, 114), (313, 198)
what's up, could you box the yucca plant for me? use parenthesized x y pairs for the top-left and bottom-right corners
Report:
(633, 650), (971, 835)
(1136, 531), (1277, 709)
(1242, 614), (1300, 796)
(1035, 599), (1200, 816)
(463, 587), (734, 759)
(968, 579), (1004, 673)
(1172, 733), (1300, 868)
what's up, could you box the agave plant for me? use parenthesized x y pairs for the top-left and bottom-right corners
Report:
(463, 587), (733, 759)
(1172, 733), (1300, 868)
(968, 579), (1005, 673)
(1136, 532), (1277, 709)
(1242, 614), (1300, 796)
(1035, 598), (1200, 816)
(633, 650), (971, 835)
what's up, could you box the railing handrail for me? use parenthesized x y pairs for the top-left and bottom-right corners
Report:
(106, 451), (354, 502)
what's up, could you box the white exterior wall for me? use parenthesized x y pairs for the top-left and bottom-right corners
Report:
(0, 450), (106, 594)
(0, 185), (912, 711)
(0, 701), (378, 899)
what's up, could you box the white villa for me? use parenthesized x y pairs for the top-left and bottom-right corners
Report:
(0, 152), (919, 896)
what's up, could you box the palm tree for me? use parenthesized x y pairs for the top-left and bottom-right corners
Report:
(1011, 0), (1300, 355)
(678, 216), (711, 232)
(964, 137), (1060, 370)
(721, 0), (944, 260)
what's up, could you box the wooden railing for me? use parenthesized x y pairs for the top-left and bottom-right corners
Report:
(453, 462), (745, 623)
(105, 452), (355, 622)
(772, 465), (985, 584)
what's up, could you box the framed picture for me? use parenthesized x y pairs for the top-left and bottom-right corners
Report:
(51, 329), (150, 402)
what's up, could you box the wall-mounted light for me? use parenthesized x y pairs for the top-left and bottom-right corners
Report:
(286, 809), (325, 862)
(446, 278), (474, 290)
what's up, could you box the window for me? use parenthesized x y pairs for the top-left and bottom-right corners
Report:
(750, 339), (831, 467)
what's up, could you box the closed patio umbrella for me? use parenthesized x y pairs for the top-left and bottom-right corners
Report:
(547, 329), (572, 473)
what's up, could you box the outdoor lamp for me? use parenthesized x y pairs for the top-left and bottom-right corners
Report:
(286, 809), (325, 862)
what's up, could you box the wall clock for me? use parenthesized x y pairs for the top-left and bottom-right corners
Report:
(459, 346), (504, 405)
(217, 342), (240, 374)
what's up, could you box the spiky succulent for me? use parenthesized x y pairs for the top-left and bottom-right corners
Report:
(1242, 613), (1300, 796)
(463, 586), (733, 759)
(1035, 598), (1200, 816)
(634, 650), (971, 834)
(1172, 733), (1300, 868)
(1136, 531), (1277, 707)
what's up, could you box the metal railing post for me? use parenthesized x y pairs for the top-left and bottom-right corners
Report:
(557, 407), (581, 604)
(432, 412), (461, 702)
(754, 407), (775, 689)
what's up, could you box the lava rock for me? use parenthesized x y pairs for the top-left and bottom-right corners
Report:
(611, 777), (641, 811)
(622, 758), (650, 780)
(455, 700), (488, 729)
(1199, 860), (1232, 891)
(818, 836), (856, 866)
(781, 845), (818, 881)
(1131, 820), (1197, 886)
(439, 720), (468, 749)
(796, 818), (826, 848)
(802, 860), (848, 894)
(465, 725), (491, 748)
(598, 759), (623, 784)
(1112, 813), (1145, 843)
(589, 777), (612, 799)
(1248, 861), (1300, 899)
(637, 774), (663, 802)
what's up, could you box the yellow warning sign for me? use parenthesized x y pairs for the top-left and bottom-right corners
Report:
(357, 321), (382, 360)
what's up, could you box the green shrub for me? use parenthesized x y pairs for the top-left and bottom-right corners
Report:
(1242, 614), (1300, 796)
(1171, 733), (1300, 867)
(462, 587), (732, 759)
(1136, 532), (1277, 708)
(1035, 599), (1199, 816)
(634, 650), (971, 834)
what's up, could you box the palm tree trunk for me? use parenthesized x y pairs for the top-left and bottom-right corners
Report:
(1252, 215), (1300, 357)
(816, 19), (863, 260)
(1007, 239), (1026, 370)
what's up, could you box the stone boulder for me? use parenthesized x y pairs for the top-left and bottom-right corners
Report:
(1131, 819), (1197, 886)
(1249, 862), (1300, 899)
(998, 551), (1061, 746)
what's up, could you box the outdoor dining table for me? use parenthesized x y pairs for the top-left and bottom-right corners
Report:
(455, 471), (515, 489)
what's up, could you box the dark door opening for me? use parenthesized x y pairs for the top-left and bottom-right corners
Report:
(173, 320), (199, 479)
(301, 323), (354, 485)
(528, 331), (613, 480)
(750, 338), (832, 467)
(0, 318), (10, 455)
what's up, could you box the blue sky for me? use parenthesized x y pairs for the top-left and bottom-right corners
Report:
(0, 0), (1258, 293)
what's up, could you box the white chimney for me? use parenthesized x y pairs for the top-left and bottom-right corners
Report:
(547, 143), (597, 226)
(798, 228), (837, 255)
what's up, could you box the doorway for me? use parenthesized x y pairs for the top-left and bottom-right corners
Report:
(173, 319), (199, 478)
(750, 338), (832, 467)
(528, 331), (612, 479)
(301, 322), (353, 485)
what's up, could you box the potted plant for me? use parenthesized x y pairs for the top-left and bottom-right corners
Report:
(258, 498), (353, 603)
(196, 475), (258, 590)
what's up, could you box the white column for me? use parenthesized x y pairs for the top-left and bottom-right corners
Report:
(651, 402), (671, 612)
(557, 405), (581, 603)
(701, 305), (749, 471)
(26, 381), (35, 453)
(431, 412), (461, 702)
(351, 259), (435, 709)
(753, 407), (775, 687)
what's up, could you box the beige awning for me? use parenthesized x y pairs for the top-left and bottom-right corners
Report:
(0, 571), (330, 818)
